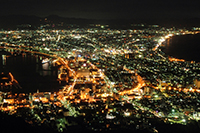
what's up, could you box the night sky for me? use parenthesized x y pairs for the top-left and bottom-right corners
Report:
(0, 0), (200, 19)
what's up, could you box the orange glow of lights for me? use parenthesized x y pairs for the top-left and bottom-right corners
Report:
(9, 72), (14, 82)
(169, 57), (185, 62)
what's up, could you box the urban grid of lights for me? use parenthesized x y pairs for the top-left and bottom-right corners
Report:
(0, 23), (200, 132)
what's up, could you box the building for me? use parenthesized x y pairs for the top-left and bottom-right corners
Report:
(194, 79), (200, 88)
(76, 68), (90, 78)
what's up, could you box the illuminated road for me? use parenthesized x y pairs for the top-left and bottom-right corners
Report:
(119, 66), (145, 96)
(56, 57), (77, 102)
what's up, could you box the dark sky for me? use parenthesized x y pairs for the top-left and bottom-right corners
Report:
(0, 0), (200, 19)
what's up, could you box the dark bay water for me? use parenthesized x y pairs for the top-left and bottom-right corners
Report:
(0, 49), (62, 93)
(163, 33), (200, 62)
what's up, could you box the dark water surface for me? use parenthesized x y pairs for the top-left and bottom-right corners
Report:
(0, 49), (62, 93)
(163, 33), (200, 62)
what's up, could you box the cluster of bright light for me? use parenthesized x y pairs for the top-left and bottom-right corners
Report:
(153, 34), (174, 51)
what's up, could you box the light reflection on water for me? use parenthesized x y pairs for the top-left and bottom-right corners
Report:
(42, 63), (52, 76)
(2, 55), (6, 65)
(0, 49), (61, 93)
(42, 62), (49, 69)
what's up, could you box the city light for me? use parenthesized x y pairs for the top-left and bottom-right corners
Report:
(0, 23), (200, 132)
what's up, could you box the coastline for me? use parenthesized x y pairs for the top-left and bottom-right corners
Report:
(158, 33), (200, 63)
(0, 48), (62, 93)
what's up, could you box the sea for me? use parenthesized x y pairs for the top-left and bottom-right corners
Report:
(1, 33), (199, 93)
(163, 33), (200, 62)
(0, 49), (62, 93)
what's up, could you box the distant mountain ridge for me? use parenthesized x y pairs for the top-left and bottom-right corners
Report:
(0, 14), (200, 29)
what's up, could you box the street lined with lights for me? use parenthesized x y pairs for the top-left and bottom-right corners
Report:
(1, 24), (200, 132)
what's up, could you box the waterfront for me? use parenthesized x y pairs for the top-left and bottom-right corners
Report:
(0, 49), (62, 93)
(0, 25), (200, 133)
(163, 33), (200, 62)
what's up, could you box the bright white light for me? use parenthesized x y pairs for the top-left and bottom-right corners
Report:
(159, 38), (165, 43)
(111, 82), (115, 85)
(105, 49), (110, 53)
(124, 112), (131, 117)
(106, 113), (116, 119)
(155, 95), (158, 98)
(74, 35), (81, 39)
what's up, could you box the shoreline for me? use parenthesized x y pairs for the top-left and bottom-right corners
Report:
(158, 33), (200, 63)
(0, 48), (63, 93)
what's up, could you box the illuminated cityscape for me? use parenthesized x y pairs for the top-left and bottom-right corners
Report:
(0, 20), (200, 133)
